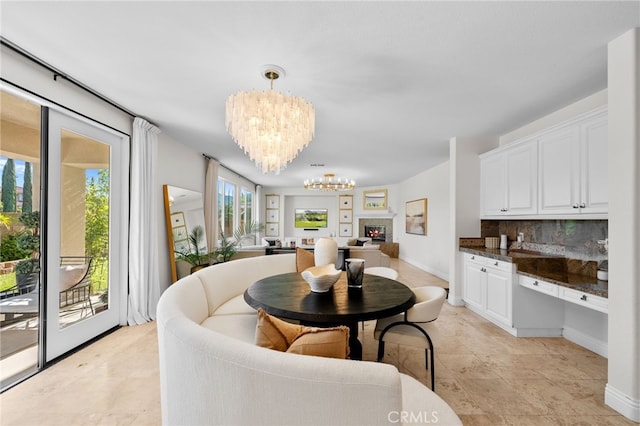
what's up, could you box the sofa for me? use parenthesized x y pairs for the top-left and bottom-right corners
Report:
(346, 238), (391, 268)
(156, 254), (461, 425)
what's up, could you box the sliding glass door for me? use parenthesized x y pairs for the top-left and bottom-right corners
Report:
(0, 90), (42, 388)
(0, 87), (129, 388)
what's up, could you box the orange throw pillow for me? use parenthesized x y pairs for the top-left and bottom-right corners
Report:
(255, 308), (350, 359)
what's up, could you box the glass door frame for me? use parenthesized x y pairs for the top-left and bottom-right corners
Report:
(0, 83), (130, 372)
(45, 108), (129, 361)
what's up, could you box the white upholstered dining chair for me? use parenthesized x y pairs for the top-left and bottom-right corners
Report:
(374, 286), (447, 391)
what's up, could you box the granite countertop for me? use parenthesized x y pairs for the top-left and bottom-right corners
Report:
(459, 244), (608, 298)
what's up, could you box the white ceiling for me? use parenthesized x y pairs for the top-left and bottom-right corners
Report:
(1, 1), (638, 188)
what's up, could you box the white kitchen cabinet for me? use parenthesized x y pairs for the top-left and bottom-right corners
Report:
(462, 253), (513, 329)
(559, 286), (608, 314)
(538, 108), (608, 215)
(481, 139), (537, 217)
(463, 255), (485, 310)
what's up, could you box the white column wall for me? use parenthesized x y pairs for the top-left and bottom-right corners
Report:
(448, 137), (498, 305)
(605, 27), (640, 422)
(398, 161), (450, 280)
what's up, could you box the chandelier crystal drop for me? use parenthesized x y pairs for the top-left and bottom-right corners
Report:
(225, 67), (315, 174)
(304, 173), (355, 191)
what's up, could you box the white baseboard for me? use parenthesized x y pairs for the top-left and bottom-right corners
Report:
(514, 328), (563, 338)
(562, 326), (608, 358)
(605, 384), (640, 422)
(399, 256), (449, 282)
(447, 297), (465, 307)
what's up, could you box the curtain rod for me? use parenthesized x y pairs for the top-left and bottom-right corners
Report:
(202, 153), (256, 186)
(1, 36), (156, 125)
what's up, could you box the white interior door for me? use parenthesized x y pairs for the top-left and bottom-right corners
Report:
(45, 109), (128, 361)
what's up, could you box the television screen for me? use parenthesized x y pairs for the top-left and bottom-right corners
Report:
(295, 208), (328, 228)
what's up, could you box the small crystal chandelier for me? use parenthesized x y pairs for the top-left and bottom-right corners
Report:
(225, 66), (315, 174)
(304, 174), (355, 191)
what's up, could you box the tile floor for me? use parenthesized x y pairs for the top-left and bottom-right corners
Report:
(1, 259), (636, 425)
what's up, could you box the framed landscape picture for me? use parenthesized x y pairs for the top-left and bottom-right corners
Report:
(405, 198), (427, 235)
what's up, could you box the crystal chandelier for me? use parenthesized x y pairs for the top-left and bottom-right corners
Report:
(225, 66), (315, 174)
(304, 174), (355, 191)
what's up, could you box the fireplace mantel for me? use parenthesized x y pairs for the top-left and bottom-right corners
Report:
(355, 212), (397, 219)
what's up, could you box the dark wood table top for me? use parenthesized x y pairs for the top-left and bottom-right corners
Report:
(244, 272), (415, 324)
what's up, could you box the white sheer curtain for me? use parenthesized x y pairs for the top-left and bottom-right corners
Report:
(204, 157), (219, 253)
(128, 117), (161, 325)
(256, 184), (263, 239)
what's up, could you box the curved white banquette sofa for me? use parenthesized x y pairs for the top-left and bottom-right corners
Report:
(157, 254), (461, 426)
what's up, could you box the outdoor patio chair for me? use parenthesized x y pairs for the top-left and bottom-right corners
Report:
(59, 256), (95, 316)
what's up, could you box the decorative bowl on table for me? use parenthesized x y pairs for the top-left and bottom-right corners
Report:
(301, 264), (342, 293)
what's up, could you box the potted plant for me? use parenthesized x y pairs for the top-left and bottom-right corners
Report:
(233, 221), (265, 247)
(214, 230), (238, 263)
(15, 211), (40, 290)
(174, 225), (211, 274)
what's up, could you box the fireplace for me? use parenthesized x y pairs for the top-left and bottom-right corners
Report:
(364, 225), (386, 242)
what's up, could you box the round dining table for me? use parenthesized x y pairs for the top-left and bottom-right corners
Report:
(244, 271), (415, 360)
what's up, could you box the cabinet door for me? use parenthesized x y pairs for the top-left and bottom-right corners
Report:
(580, 114), (608, 214)
(538, 126), (581, 214)
(481, 154), (507, 216)
(485, 267), (512, 326)
(506, 140), (537, 215)
(464, 261), (485, 310)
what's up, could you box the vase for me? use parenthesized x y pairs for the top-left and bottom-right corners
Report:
(314, 237), (338, 267)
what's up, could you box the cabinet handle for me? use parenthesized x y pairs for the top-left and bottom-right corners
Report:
(471, 256), (475, 260)
(580, 294), (588, 301)
(533, 281), (539, 286)
(579, 202), (586, 208)
(573, 203), (579, 209)
(494, 261), (499, 266)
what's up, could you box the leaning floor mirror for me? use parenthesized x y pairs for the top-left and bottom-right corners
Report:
(163, 185), (207, 282)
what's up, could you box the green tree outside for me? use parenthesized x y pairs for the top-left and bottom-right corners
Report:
(1, 158), (17, 212)
(85, 169), (110, 260)
(22, 161), (33, 213)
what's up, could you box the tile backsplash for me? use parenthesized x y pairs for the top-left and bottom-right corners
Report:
(481, 220), (608, 262)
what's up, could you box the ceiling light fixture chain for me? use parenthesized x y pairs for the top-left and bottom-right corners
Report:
(225, 65), (315, 174)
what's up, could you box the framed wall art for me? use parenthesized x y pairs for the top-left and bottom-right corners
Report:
(339, 194), (353, 209)
(266, 209), (279, 223)
(266, 222), (279, 237)
(339, 209), (353, 223)
(266, 194), (280, 209)
(405, 198), (427, 235)
(339, 223), (353, 237)
(363, 189), (387, 210)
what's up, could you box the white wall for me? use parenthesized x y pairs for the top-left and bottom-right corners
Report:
(398, 161), (450, 279)
(605, 27), (640, 422)
(500, 89), (608, 146)
(156, 134), (206, 291)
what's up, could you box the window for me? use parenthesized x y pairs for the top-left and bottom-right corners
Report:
(239, 188), (253, 230)
(218, 179), (235, 237)
(216, 169), (255, 240)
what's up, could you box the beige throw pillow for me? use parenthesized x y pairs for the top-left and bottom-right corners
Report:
(296, 247), (315, 272)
